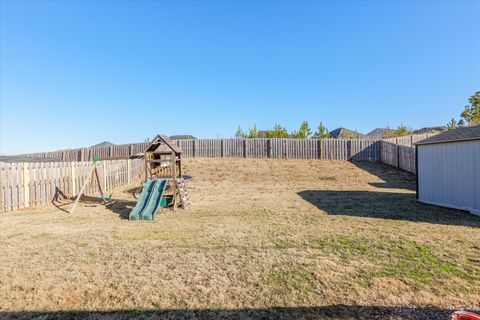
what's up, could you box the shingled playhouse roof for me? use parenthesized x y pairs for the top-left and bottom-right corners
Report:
(145, 134), (183, 154)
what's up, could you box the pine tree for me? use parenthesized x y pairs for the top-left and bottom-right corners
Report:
(394, 124), (412, 136)
(248, 124), (259, 138)
(235, 126), (246, 138)
(460, 91), (480, 126)
(294, 121), (312, 139)
(265, 123), (290, 138)
(314, 122), (331, 138)
(446, 118), (457, 130)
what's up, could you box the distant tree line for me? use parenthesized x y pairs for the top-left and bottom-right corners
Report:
(234, 121), (414, 139)
(235, 121), (330, 139)
(383, 124), (413, 138)
(447, 91), (480, 130)
(233, 91), (480, 140)
(235, 121), (331, 139)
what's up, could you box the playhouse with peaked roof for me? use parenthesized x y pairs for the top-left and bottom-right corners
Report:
(144, 134), (183, 180)
(138, 134), (189, 211)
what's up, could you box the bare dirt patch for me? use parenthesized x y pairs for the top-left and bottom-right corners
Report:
(1, 158), (479, 319)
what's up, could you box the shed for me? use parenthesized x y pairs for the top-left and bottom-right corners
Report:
(415, 125), (480, 215)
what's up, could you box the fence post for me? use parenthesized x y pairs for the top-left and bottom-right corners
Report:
(103, 161), (107, 191)
(0, 169), (3, 212)
(193, 140), (197, 157)
(127, 159), (131, 184)
(22, 163), (30, 208)
(267, 139), (272, 158)
(378, 141), (383, 162)
(221, 139), (225, 158)
(71, 162), (76, 196)
(243, 139), (247, 158)
(283, 139), (287, 159)
(397, 145), (400, 168)
(347, 140), (352, 160)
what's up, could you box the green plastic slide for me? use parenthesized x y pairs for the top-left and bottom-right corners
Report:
(129, 179), (168, 221)
(129, 179), (154, 220)
(139, 179), (168, 220)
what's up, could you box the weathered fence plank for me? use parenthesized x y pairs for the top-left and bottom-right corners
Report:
(0, 159), (144, 213)
(3, 134), (430, 213)
(379, 141), (416, 173)
(1, 139), (419, 214)
(16, 132), (437, 161)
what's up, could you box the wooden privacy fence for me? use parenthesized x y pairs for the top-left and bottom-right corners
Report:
(0, 159), (144, 212)
(382, 132), (436, 146)
(18, 133), (436, 161)
(177, 138), (381, 160)
(1, 140), (421, 213)
(380, 141), (416, 173)
(19, 143), (150, 162)
(20, 139), (382, 161)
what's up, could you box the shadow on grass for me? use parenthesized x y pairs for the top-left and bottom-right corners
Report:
(351, 161), (416, 190)
(298, 190), (480, 227)
(123, 186), (142, 197)
(52, 192), (109, 214)
(0, 305), (465, 320)
(52, 193), (136, 220)
(105, 199), (137, 219)
(51, 187), (75, 213)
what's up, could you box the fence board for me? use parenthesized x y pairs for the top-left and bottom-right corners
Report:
(224, 139), (243, 157)
(398, 145), (416, 173)
(0, 159), (144, 213)
(3, 134), (428, 214)
(18, 134), (435, 161)
(247, 139), (268, 158)
(2, 137), (422, 213)
(379, 141), (416, 173)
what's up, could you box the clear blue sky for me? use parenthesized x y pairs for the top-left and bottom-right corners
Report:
(1, 1), (479, 154)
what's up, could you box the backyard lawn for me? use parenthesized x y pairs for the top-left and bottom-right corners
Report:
(1, 158), (479, 319)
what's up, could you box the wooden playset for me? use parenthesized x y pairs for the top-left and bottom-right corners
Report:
(142, 134), (190, 210)
(127, 134), (191, 220)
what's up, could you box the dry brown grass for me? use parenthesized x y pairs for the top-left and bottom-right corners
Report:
(1, 158), (479, 319)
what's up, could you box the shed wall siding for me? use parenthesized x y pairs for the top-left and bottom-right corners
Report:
(474, 141), (480, 211)
(418, 140), (480, 214)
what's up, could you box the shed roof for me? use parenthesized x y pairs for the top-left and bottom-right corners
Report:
(415, 125), (480, 146)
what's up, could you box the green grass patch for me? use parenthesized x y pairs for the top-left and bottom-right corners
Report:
(381, 238), (461, 284)
(270, 234), (467, 288)
(267, 266), (316, 297)
(313, 235), (369, 260)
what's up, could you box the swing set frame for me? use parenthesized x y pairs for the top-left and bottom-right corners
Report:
(69, 156), (112, 214)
